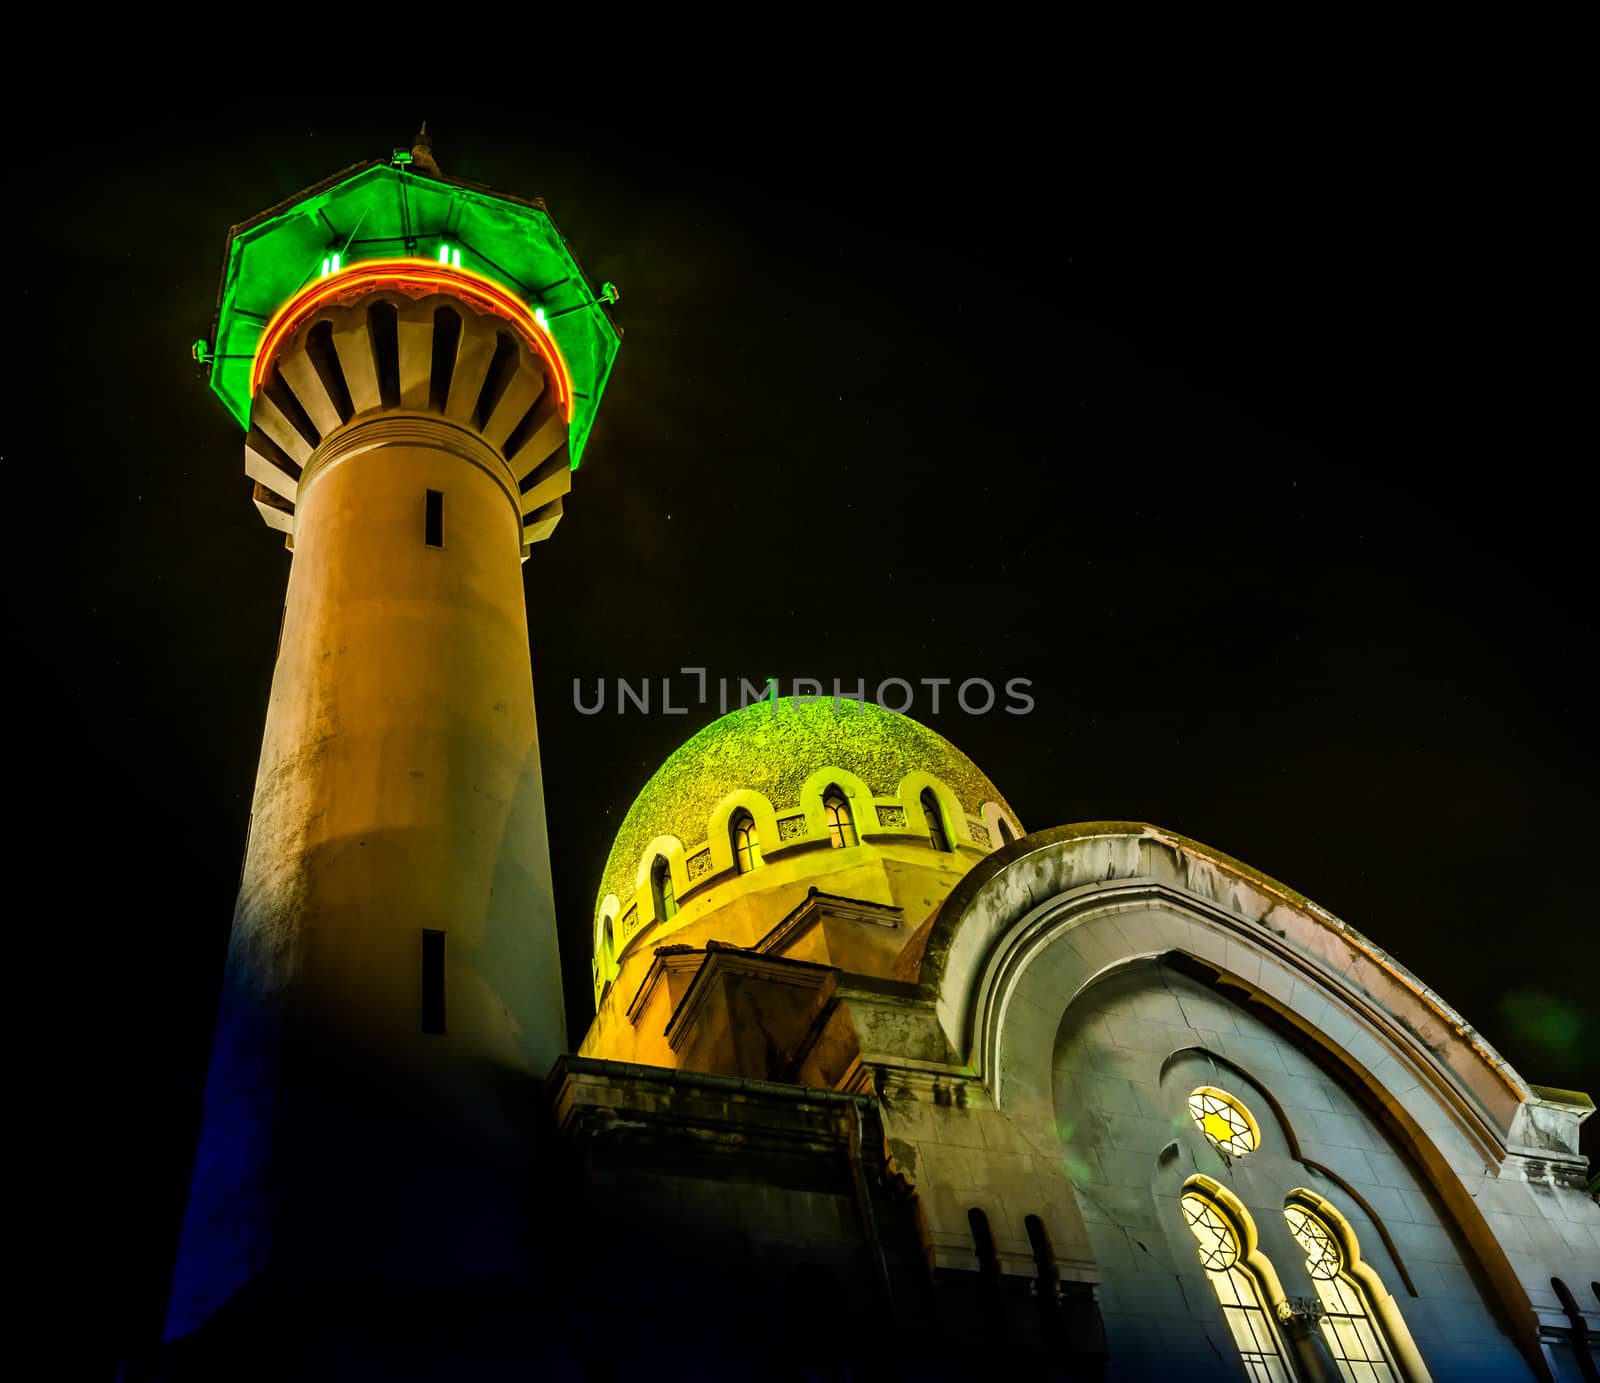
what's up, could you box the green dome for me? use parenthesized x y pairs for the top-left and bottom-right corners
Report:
(597, 698), (1014, 916)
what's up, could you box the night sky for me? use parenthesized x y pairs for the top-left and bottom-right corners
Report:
(32, 61), (1593, 1377)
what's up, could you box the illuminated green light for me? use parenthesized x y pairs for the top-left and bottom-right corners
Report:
(208, 161), (621, 468)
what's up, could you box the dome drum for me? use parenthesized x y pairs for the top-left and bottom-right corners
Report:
(590, 701), (1023, 1004)
(594, 778), (1012, 994)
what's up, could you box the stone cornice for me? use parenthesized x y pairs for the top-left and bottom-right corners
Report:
(754, 889), (906, 956)
(664, 944), (838, 1054)
(300, 411), (523, 526)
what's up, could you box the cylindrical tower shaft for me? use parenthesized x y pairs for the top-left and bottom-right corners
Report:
(241, 416), (561, 1065)
(167, 274), (575, 1339)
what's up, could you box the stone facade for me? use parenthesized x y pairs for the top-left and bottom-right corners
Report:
(575, 816), (1600, 1382)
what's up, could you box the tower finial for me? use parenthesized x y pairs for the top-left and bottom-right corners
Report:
(410, 122), (440, 177)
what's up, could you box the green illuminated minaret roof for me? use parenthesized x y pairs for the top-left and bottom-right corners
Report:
(201, 144), (620, 467)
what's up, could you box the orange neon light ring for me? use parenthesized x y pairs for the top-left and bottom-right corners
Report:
(249, 258), (574, 423)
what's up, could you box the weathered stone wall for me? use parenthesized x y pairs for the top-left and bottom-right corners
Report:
(1054, 960), (1536, 1380)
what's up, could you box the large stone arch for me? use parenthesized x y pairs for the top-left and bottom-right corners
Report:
(907, 823), (1591, 1379)
(918, 824), (1527, 1134)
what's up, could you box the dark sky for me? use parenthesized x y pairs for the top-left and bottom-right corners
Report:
(30, 56), (1593, 1378)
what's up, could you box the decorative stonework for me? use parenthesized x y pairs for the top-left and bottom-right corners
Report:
(777, 814), (809, 842)
(621, 904), (639, 936)
(686, 848), (713, 881)
(968, 820), (991, 848)
(1275, 1297), (1326, 1326)
(876, 804), (907, 828)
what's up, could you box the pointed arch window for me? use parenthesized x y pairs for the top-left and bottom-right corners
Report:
(1284, 1198), (1407, 1383)
(996, 817), (1016, 846)
(824, 790), (857, 849)
(651, 855), (678, 921)
(732, 811), (762, 874)
(1180, 1190), (1294, 1383)
(922, 789), (950, 853)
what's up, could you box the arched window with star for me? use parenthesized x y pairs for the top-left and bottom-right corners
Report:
(1284, 1191), (1426, 1382)
(1179, 1178), (1295, 1383)
(1188, 1086), (1261, 1159)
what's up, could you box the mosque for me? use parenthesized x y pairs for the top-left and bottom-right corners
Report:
(139, 139), (1598, 1380)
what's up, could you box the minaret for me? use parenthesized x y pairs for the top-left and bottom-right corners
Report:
(166, 138), (619, 1351)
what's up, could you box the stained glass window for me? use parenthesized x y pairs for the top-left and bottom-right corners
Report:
(1182, 1194), (1241, 1271)
(1180, 1193), (1293, 1383)
(1189, 1087), (1261, 1157)
(1285, 1203), (1401, 1383)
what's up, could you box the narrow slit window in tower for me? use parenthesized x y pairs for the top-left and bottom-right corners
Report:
(422, 929), (446, 1034)
(425, 489), (443, 548)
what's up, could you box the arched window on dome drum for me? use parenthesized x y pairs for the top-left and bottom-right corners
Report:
(600, 916), (615, 986)
(1284, 1199), (1404, 1383)
(732, 811), (762, 874)
(1180, 1191), (1294, 1383)
(922, 789), (950, 853)
(824, 791), (857, 849)
(996, 817), (1016, 846)
(651, 855), (677, 921)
